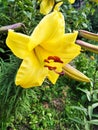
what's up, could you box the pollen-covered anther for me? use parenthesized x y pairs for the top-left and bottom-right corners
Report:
(44, 59), (50, 63)
(48, 56), (63, 63)
(44, 65), (57, 70)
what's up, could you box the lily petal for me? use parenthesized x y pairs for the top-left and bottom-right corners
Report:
(40, 0), (54, 14)
(40, 31), (81, 64)
(47, 61), (64, 83)
(6, 30), (30, 59)
(15, 51), (48, 88)
(54, 2), (63, 11)
(29, 11), (65, 51)
(47, 70), (59, 84)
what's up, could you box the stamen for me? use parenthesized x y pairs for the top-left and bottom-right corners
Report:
(44, 56), (64, 75)
(44, 59), (50, 63)
(44, 65), (57, 70)
(48, 56), (63, 63)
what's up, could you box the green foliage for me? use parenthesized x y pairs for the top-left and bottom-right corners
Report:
(0, 55), (37, 129)
(0, 0), (42, 34)
(62, 0), (95, 32)
(64, 53), (98, 130)
(89, 6), (98, 33)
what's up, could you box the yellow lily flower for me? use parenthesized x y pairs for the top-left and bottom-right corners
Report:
(68, 0), (75, 4)
(40, 0), (62, 14)
(6, 11), (81, 88)
(39, 0), (75, 15)
(40, 0), (54, 14)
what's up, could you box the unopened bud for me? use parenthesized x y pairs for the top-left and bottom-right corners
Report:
(79, 30), (98, 42)
(76, 40), (98, 54)
(0, 23), (25, 32)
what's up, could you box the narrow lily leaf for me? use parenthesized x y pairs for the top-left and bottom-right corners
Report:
(88, 106), (93, 120)
(62, 64), (90, 82)
(92, 103), (98, 109)
(88, 120), (98, 125)
(70, 106), (87, 115)
(77, 88), (91, 101)
(76, 40), (98, 54)
(0, 23), (25, 32)
(69, 117), (84, 125)
(79, 30), (98, 42)
(92, 114), (98, 118)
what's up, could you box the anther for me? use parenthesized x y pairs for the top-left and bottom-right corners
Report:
(44, 59), (50, 63)
(44, 65), (57, 70)
(48, 56), (63, 63)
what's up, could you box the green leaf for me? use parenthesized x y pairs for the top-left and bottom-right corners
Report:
(88, 106), (93, 120)
(92, 103), (98, 109)
(69, 117), (84, 125)
(88, 120), (98, 125)
(70, 106), (87, 116)
(77, 88), (91, 101)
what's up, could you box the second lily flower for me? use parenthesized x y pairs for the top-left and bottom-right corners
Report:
(39, 0), (75, 14)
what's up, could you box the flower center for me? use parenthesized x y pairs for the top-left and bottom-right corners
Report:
(44, 56), (64, 75)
